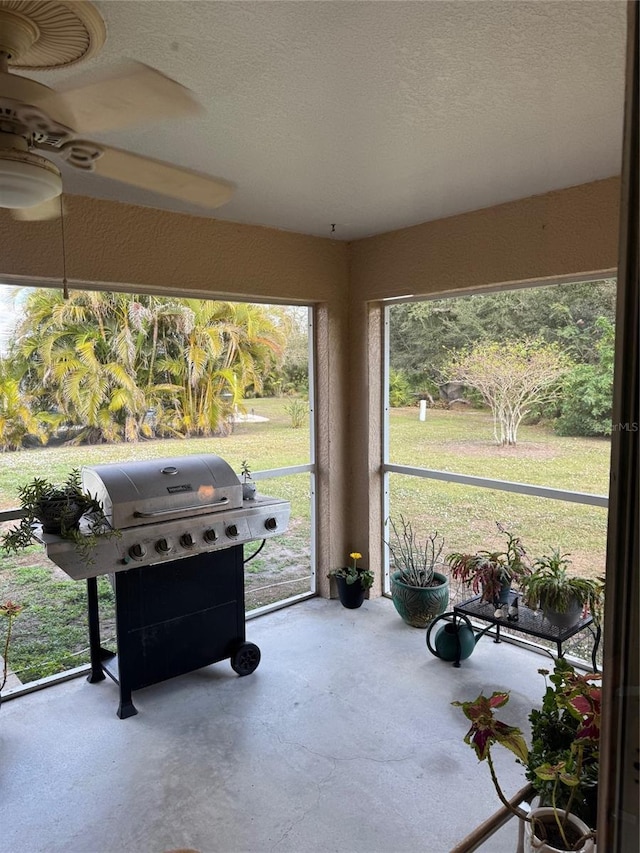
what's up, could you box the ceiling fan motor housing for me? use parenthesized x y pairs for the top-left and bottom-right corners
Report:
(0, 1), (106, 71)
(0, 7), (39, 61)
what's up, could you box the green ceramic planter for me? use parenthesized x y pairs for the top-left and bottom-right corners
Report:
(390, 570), (450, 628)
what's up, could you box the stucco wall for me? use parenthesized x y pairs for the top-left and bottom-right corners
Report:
(0, 195), (348, 303)
(349, 177), (620, 302)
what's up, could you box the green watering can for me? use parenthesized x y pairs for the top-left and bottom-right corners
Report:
(426, 612), (494, 667)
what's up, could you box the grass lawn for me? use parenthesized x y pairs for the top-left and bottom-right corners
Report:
(388, 408), (610, 577)
(0, 552), (116, 683)
(1, 400), (609, 683)
(389, 407), (610, 494)
(0, 396), (311, 508)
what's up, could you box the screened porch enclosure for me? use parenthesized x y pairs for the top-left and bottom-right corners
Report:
(0, 91), (635, 851)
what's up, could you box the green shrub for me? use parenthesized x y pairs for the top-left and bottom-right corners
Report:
(284, 397), (308, 429)
(389, 369), (412, 407)
(555, 365), (613, 436)
(555, 318), (614, 437)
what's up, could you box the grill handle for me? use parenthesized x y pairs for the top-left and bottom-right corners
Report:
(133, 498), (229, 518)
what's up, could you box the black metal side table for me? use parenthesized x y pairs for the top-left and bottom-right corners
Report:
(453, 592), (601, 671)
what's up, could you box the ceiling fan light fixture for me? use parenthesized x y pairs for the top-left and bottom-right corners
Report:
(0, 148), (62, 208)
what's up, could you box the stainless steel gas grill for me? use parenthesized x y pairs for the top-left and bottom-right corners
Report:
(40, 454), (290, 719)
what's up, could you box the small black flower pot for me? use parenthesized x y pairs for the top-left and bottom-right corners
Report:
(335, 575), (366, 609)
(35, 498), (85, 534)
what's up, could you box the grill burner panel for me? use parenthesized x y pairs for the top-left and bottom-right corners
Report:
(42, 494), (290, 579)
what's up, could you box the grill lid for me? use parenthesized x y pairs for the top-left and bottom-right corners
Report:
(82, 454), (243, 530)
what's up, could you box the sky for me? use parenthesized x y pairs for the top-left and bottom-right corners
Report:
(0, 285), (31, 356)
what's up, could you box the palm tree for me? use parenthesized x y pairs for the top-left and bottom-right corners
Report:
(15, 291), (147, 442)
(0, 363), (49, 451)
(154, 300), (286, 437)
(9, 290), (286, 443)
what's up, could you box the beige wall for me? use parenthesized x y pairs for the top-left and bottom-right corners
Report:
(0, 195), (348, 303)
(0, 179), (620, 597)
(350, 177), (620, 302)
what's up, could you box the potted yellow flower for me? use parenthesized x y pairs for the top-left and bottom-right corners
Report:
(328, 552), (373, 609)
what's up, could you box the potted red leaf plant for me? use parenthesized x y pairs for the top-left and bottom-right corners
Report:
(453, 659), (599, 852)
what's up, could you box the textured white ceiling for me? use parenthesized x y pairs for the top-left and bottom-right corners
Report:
(28, 0), (627, 239)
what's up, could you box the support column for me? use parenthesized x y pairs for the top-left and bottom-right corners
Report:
(314, 300), (351, 598)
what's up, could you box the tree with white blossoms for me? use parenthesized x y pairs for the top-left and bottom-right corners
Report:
(446, 339), (570, 446)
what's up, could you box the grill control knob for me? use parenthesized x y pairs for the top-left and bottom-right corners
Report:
(180, 532), (195, 548)
(204, 528), (218, 543)
(155, 538), (171, 554)
(226, 524), (239, 538)
(128, 543), (146, 561)
(264, 517), (278, 531)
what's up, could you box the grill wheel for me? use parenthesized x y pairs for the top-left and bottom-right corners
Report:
(231, 641), (261, 676)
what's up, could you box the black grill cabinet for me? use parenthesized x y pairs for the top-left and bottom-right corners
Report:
(87, 545), (260, 718)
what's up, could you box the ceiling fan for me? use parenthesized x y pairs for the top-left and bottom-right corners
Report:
(0, 0), (234, 221)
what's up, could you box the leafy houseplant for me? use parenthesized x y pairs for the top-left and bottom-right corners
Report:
(1, 600), (23, 702)
(385, 516), (449, 628)
(453, 659), (599, 852)
(1, 470), (116, 566)
(240, 459), (257, 501)
(526, 660), (600, 829)
(328, 552), (373, 609)
(520, 550), (604, 629)
(446, 524), (530, 607)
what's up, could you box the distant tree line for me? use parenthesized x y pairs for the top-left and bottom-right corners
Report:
(0, 290), (297, 450)
(389, 279), (616, 437)
(261, 306), (310, 397)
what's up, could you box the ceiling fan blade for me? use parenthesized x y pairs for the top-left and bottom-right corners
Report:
(11, 196), (62, 221)
(35, 63), (202, 135)
(91, 145), (235, 209)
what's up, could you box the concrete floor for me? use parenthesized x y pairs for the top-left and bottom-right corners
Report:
(0, 597), (553, 853)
